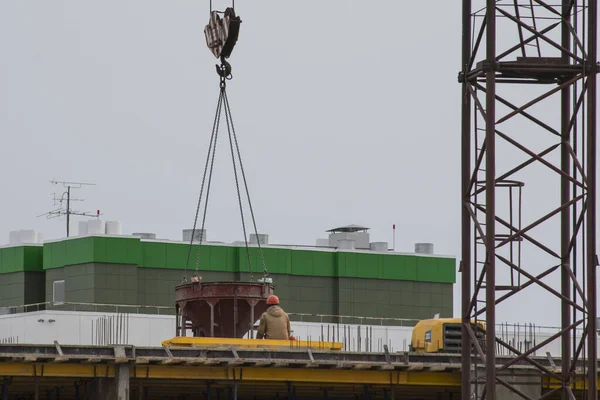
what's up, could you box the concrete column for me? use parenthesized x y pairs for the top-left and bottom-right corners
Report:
(88, 365), (130, 400)
(115, 364), (130, 400)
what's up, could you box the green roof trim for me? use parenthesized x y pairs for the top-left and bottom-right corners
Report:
(0, 246), (43, 273)
(43, 236), (141, 270)
(38, 236), (456, 284)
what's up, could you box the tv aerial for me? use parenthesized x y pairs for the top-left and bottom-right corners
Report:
(38, 180), (101, 237)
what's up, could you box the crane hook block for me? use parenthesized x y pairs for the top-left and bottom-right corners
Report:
(204, 7), (242, 60)
(216, 58), (232, 79)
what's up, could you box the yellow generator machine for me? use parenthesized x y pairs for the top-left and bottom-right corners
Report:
(410, 318), (485, 353)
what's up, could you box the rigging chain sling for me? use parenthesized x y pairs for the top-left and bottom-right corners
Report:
(183, 5), (268, 283)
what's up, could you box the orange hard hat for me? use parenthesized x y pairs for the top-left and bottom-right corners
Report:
(266, 295), (280, 305)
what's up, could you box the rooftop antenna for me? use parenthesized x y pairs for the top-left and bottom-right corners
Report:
(38, 180), (101, 237)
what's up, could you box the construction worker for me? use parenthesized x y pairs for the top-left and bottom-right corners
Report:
(256, 295), (291, 340)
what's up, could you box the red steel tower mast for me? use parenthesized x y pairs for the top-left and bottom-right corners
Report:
(460, 1), (598, 400)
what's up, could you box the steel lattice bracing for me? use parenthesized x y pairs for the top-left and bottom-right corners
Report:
(460, 1), (598, 400)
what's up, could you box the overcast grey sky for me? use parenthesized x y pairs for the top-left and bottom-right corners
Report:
(1, 1), (597, 327)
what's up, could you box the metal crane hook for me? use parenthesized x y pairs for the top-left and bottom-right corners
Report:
(216, 57), (233, 81)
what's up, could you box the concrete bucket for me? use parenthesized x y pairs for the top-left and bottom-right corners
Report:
(175, 281), (275, 338)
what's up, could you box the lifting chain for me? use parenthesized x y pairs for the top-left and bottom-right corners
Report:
(184, 58), (268, 283)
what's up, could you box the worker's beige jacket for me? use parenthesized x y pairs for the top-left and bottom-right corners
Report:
(256, 305), (291, 340)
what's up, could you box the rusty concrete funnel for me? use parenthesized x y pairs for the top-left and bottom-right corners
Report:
(175, 281), (275, 338)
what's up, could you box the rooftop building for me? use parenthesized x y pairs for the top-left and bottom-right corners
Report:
(0, 222), (456, 321)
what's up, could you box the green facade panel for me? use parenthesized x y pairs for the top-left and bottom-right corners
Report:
(142, 241), (239, 272)
(37, 262), (454, 320)
(94, 237), (141, 265)
(0, 271), (45, 307)
(0, 246), (43, 274)
(39, 237), (456, 284)
(165, 242), (194, 270)
(141, 241), (167, 268)
(337, 251), (455, 283)
(43, 237), (140, 270)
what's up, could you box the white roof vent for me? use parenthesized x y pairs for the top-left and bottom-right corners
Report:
(337, 239), (356, 250)
(183, 229), (206, 243)
(328, 225), (370, 249)
(105, 221), (122, 235)
(250, 233), (269, 245)
(9, 230), (44, 245)
(87, 220), (105, 235)
(370, 242), (388, 252)
(415, 243), (434, 255)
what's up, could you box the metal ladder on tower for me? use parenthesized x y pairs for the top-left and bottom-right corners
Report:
(513, 0), (543, 59)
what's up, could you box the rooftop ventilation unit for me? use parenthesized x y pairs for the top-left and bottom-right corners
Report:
(105, 221), (122, 235)
(87, 220), (105, 235)
(249, 233), (268, 245)
(327, 224), (370, 250)
(370, 242), (388, 252)
(8, 230), (44, 245)
(183, 229), (206, 243)
(337, 239), (356, 250)
(415, 243), (434, 255)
